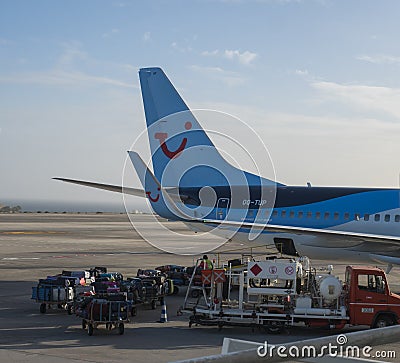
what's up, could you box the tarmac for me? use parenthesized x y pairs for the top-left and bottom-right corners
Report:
(0, 213), (399, 363)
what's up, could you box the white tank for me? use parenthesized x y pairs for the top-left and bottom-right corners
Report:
(318, 275), (342, 302)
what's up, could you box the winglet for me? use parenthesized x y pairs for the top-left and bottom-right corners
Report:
(128, 151), (160, 190)
(128, 151), (193, 220)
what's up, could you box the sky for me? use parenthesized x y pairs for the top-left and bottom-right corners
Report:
(1, 0), (400, 211)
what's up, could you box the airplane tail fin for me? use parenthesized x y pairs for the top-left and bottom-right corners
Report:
(139, 67), (282, 188)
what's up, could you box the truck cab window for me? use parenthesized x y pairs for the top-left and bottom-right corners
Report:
(358, 274), (384, 293)
(375, 275), (386, 294)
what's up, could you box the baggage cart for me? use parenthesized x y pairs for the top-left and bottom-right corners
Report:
(81, 298), (129, 336)
(31, 283), (74, 314)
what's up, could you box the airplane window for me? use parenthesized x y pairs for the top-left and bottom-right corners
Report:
(384, 214), (390, 222)
(324, 212), (330, 220)
(316, 212), (321, 219)
(272, 210), (278, 217)
(298, 211), (303, 218)
(344, 213), (350, 220)
(281, 210), (286, 218)
(374, 214), (380, 222)
(364, 214), (370, 221)
(395, 215), (400, 222)
(289, 211), (294, 218)
(334, 212), (339, 220)
(307, 211), (312, 218)
(355, 213), (360, 221)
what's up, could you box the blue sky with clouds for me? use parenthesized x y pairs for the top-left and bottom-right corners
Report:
(1, 0), (400, 210)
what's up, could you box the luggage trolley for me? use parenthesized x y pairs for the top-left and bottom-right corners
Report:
(81, 298), (129, 336)
(31, 282), (74, 314)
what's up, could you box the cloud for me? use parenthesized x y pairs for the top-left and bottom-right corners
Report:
(171, 42), (193, 53)
(143, 32), (151, 42)
(0, 37), (13, 46)
(224, 50), (257, 65)
(201, 49), (257, 65)
(0, 70), (136, 88)
(356, 54), (400, 65)
(102, 28), (120, 39)
(0, 42), (136, 89)
(217, 0), (304, 3)
(311, 80), (400, 119)
(201, 49), (219, 56)
(190, 65), (246, 86)
(57, 41), (88, 68)
(294, 69), (309, 76)
(112, 1), (128, 7)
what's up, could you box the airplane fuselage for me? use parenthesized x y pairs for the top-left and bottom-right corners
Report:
(179, 185), (400, 263)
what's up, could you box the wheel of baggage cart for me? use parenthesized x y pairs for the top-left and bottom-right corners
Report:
(151, 300), (157, 310)
(40, 303), (46, 314)
(131, 307), (137, 317)
(118, 323), (125, 335)
(87, 323), (94, 336)
(82, 319), (87, 330)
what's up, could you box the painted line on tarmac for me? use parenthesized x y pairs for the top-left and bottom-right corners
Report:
(2, 257), (40, 260)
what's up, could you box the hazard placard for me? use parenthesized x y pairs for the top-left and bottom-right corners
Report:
(201, 270), (212, 284)
(213, 269), (226, 283)
(201, 269), (226, 284)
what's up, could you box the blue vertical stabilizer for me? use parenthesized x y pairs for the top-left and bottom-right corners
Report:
(139, 67), (283, 188)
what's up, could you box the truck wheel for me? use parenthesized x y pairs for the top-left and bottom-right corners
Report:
(88, 323), (94, 336)
(373, 315), (393, 328)
(40, 303), (46, 314)
(118, 323), (125, 335)
(265, 321), (284, 334)
(191, 290), (200, 298)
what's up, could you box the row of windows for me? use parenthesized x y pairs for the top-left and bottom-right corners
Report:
(270, 210), (400, 222)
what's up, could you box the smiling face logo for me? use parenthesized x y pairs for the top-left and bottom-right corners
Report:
(154, 121), (192, 159)
(146, 187), (160, 202)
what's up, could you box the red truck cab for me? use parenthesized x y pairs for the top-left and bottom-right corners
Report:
(346, 266), (400, 328)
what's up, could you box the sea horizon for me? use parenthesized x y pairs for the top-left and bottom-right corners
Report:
(0, 198), (150, 214)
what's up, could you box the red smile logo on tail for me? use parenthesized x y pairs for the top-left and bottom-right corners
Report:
(146, 188), (160, 202)
(154, 122), (192, 159)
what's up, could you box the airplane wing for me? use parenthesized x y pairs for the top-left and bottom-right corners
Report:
(53, 177), (189, 202)
(202, 219), (400, 246)
(202, 219), (400, 269)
